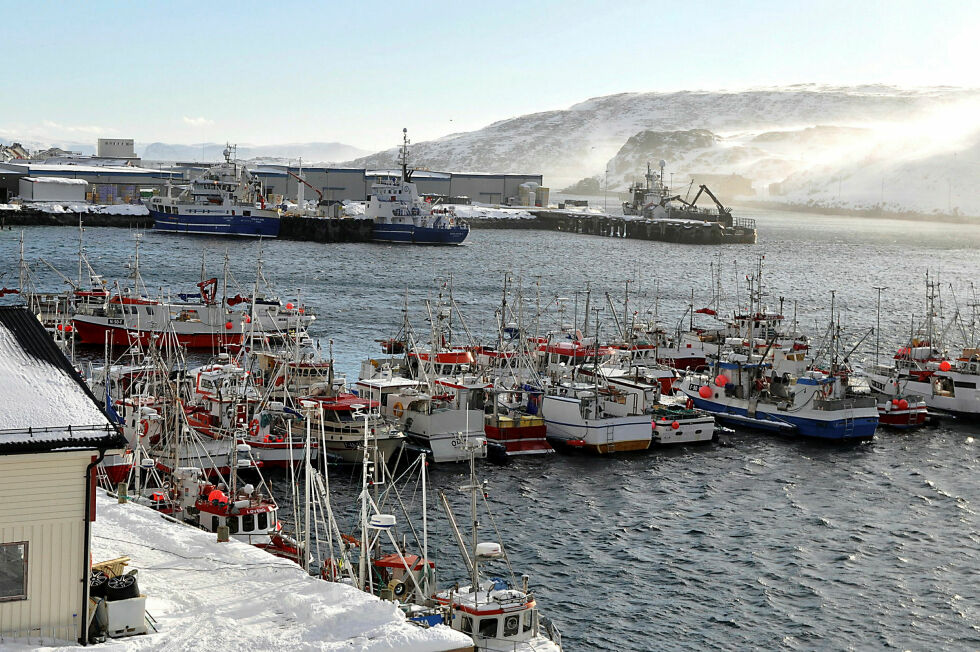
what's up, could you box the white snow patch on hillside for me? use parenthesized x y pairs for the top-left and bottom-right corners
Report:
(1, 494), (471, 651)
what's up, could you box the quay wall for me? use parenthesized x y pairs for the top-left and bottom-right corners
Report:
(0, 209), (756, 245)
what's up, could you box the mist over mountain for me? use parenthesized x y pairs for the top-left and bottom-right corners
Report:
(344, 85), (980, 217)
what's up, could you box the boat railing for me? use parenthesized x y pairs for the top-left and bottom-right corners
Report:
(734, 217), (757, 230)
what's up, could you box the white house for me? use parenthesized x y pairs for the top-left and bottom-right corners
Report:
(0, 306), (125, 644)
(18, 176), (88, 202)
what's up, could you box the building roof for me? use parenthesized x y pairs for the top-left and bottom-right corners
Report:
(0, 307), (126, 454)
(0, 162), (168, 177)
(21, 176), (89, 185)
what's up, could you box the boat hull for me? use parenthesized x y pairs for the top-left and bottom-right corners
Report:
(73, 316), (244, 348)
(372, 223), (469, 245)
(484, 422), (554, 455)
(150, 207), (280, 238)
(689, 395), (877, 440)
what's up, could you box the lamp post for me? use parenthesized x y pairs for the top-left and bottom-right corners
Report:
(604, 167), (608, 214)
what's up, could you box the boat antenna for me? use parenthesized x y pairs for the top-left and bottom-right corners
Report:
(399, 128), (412, 183)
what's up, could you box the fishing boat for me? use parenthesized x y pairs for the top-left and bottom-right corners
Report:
(676, 346), (878, 440)
(368, 130), (469, 245)
(434, 443), (562, 651)
(147, 144), (281, 237)
(541, 381), (653, 453)
(862, 275), (980, 420)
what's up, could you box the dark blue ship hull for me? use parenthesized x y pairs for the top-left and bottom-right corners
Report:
(150, 208), (280, 237)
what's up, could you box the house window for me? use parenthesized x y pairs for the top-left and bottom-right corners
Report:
(0, 542), (28, 601)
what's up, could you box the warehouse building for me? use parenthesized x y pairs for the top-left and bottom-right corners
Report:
(0, 162), (178, 204)
(18, 177), (88, 202)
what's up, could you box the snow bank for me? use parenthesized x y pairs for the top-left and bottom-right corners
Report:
(24, 203), (150, 216)
(23, 177), (89, 186)
(2, 494), (471, 651)
(0, 203), (22, 211)
(449, 204), (534, 220)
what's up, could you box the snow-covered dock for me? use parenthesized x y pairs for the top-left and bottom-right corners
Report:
(2, 493), (472, 652)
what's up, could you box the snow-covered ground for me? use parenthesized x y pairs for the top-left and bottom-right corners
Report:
(1, 494), (471, 651)
(17, 203), (150, 216)
(342, 201), (535, 220)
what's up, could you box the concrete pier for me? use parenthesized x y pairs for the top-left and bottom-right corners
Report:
(0, 208), (756, 245)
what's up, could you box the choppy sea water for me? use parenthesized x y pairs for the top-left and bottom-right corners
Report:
(2, 208), (978, 650)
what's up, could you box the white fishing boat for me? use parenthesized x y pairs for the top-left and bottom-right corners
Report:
(541, 381), (653, 453)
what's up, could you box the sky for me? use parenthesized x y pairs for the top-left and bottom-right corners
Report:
(1, 0), (978, 153)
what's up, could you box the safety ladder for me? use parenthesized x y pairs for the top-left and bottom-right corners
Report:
(842, 401), (855, 438)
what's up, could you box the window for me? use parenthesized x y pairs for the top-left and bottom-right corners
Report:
(460, 616), (473, 634)
(242, 513), (255, 532)
(257, 512), (268, 531)
(227, 516), (239, 534)
(478, 617), (499, 638)
(504, 614), (520, 637)
(0, 542), (28, 601)
(243, 210), (251, 217)
(211, 516), (219, 531)
(523, 609), (534, 633)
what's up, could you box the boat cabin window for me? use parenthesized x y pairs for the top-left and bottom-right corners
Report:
(145, 306), (155, 315)
(460, 615), (473, 634)
(227, 516), (239, 534)
(257, 512), (268, 531)
(523, 609), (534, 633)
(211, 515), (219, 531)
(242, 513), (255, 532)
(504, 614), (520, 637)
(478, 616), (498, 638)
(244, 210), (251, 217)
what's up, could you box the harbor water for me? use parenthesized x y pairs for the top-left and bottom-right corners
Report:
(2, 208), (978, 650)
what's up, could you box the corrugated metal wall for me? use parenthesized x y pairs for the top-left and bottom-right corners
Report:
(0, 451), (88, 643)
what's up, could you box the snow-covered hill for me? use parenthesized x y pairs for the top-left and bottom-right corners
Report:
(345, 85), (980, 217)
(140, 141), (369, 163)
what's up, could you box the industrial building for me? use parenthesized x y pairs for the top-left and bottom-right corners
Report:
(0, 162), (178, 203)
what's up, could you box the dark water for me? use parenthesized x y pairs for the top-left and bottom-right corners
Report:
(2, 210), (979, 650)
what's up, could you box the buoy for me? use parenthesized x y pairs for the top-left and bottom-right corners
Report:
(286, 302), (294, 310)
(65, 324), (73, 333)
(671, 421), (680, 430)
(715, 374), (729, 387)
(897, 399), (909, 410)
(698, 385), (713, 399)
(245, 316), (252, 324)
(56, 323), (63, 331)
(939, 360), (952, 372)
(225, 321), (233, 330)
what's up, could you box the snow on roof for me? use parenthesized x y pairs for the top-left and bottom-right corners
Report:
(24, 493), (469, 651)
(22, 176), (89, 185)
(0, 307), (123, 452)
(0, 162), (166, 175)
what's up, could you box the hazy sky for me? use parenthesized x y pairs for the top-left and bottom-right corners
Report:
(2, 0), (977, 151)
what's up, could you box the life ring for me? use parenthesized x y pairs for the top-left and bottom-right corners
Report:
(249, 419), (260, 437)
(392, 402), (404, 418)
(140, 419), (150, 436)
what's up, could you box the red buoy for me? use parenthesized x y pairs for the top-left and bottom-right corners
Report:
(698, 385), (713, 399)
(939, 360), (952, 372)
(225, 321), (233, 330)
(897, 398), (909, 410)
(286, 302), (295, 310)
(715, 374), (729, 387)
(671, 421), (680, 430)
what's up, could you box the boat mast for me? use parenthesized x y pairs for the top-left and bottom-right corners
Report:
(873, 286), (887, 368)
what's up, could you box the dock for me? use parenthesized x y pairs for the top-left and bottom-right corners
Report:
(0, 207), (756, 245)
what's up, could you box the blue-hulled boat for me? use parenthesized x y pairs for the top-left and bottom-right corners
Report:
(675, 349), (879, 440)
(147, 144), (280, 237)
(368, 129), (469, 245)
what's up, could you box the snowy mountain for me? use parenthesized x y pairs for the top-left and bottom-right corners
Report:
(344, 85), (980, 217)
